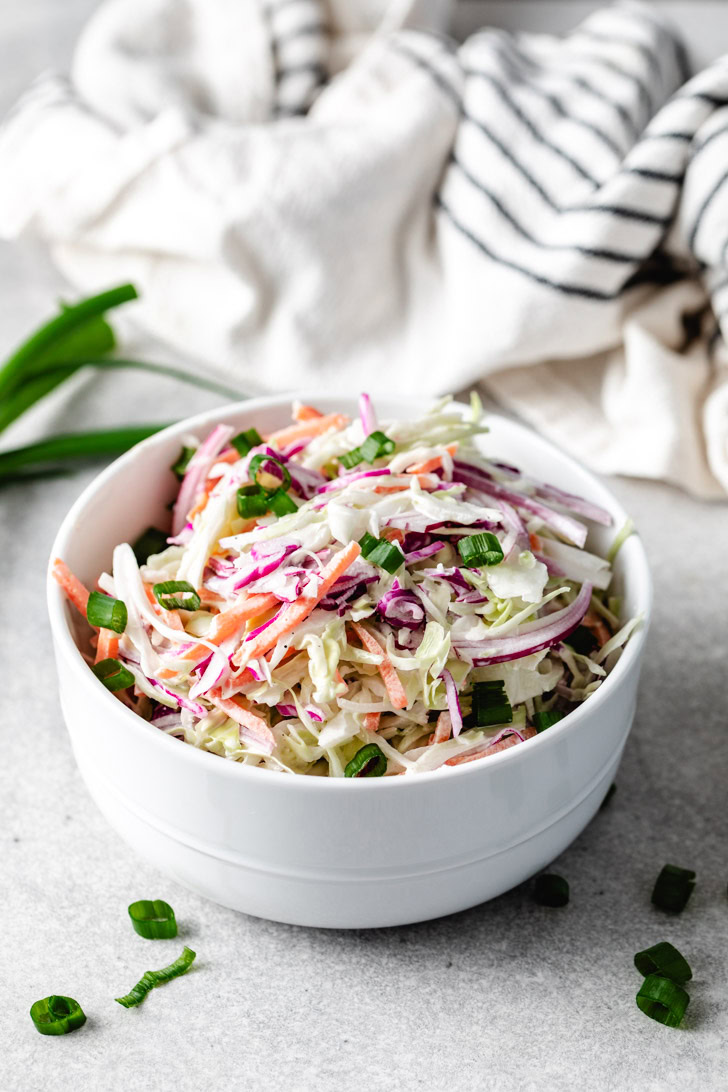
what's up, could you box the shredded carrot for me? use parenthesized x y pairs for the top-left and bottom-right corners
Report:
(350, 622), (408, 710)
(185, 592), (280, 662)
(431, 711), (452, 745)
(380, 527), (405, 544)
(529, 533), (542, 552)
(363, 712), (381, 733)
(187, 490), (210, 521)
(405, 443), (458, 475)
(372, 474), (439, 494)
(265, 412), (350, 450)
(95, 629), (119, 663)
(583, 610), (611, 647)
(238, 542), (361, 663)
(293, 403), (325, 422)
(52, 558), (90, 616)
(445, 725), (536, 766)
(208, 690), (276, 751)
(144, 584), (185, 631)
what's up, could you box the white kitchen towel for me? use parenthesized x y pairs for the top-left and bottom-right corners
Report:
(1, 0), (728, 497)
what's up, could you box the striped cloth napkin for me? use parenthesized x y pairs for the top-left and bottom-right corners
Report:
(0, 0), (727, 496)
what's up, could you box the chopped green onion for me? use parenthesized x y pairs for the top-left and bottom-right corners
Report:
(358, 532), (403, 574)
(231, 428), (263, 456)
(651, 864), (696, 913)
(359, 431), (395, 463)
(92, 658), (134, 692)
(457, 532), (504, 568)
(340, 431), (395, 469)
(345, 743), (388, 778)
(237, 484), (270, 519)
(607, 517), (635, 564)
(128, 899), (178, 940)
(534, 873), (570, 907)
(248, 453), (291, 492)
(565, 625), (599, 656)
(87, 590), (127, 634)
(30, 994), (86, 1036)
(634, 942), (692, 984)
(153, 581), (201, 612)
(0, 425), (172, 480)
(472, 680), (512, 727)
(115, 946), (196, 1008)
(132, 527), (169, 564)
(170, 445), (196, 480)
(533, 710), (564, 733)
(636, 974), (689, 1028)
(599, 782), (617, 810)
(268, 489), (298, 516)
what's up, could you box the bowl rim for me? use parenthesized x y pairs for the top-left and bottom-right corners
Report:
(47, 391), (652, 792)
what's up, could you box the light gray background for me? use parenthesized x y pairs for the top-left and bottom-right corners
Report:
(1, 4), (726, 1091)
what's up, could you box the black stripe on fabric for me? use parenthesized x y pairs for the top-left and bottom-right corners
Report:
(274, 21), (328, 47)
(688, 167), (728, 250)
(462, 64), (624, 159)
(570, 51), (654, 120)
(278, 61), (327, 81)
(435, 196), (623, 300)
(573, 28), (661, 84)
(466, 69), (601, 185)
(624, 165), (683, 183)
(693, 121), (728, 158)
(483, 36), (639, 142)
(627, 5), (692, 83)
(398, 43), (673, 228)
(449, 153), (644, 263)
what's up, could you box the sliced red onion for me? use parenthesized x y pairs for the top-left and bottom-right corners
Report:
(405, 541), (448, 563)
(456, 590), (488, 605)
(420, 566), (472, 591)
(497, 499), (528, 552)
(533, 482), (612, 527)
(167, 524), (194, 546)
(441, 669), (463, 737)
(453, 582), (592, 665)
(149, 681), (207, 718)
(280, 440), (309, 459)
(535, 552), (566, 577)
(152, 712), (184, 732)
(207, 555), (236, 577)
(288, 463), (328, 499)
(305, 705), (326, 722)
(277, 703), (297, 718)
(453, 461), (588, 548)
(317, 467), (391, 494)
(250, 539), (297, 561)
(377, 586), (426, 630)
(232, 544), (298, 592)
(189, 647), (229, 699)
(359, 392), (378, 435)
(172, 424), (233, 535)
(245, 607), (284, 641)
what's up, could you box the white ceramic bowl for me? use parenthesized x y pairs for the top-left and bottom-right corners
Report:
(47, 395), (651, 928)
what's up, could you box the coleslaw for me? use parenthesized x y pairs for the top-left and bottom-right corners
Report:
(53, 394), (640, 777)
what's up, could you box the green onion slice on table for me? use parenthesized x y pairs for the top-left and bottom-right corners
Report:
(636, 974), (689, 1028)
(115, 946), (196, 1008)
(651, 864), (696, 913)
(533, 873), (570, 907)
(86, 591), (127, 634)
(128, 900), (178, 940)
(30, 995), (86, 1036)
(634, 942), (692, 985)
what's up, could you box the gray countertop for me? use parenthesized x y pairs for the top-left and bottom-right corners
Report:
(2, 5), (727, 1091)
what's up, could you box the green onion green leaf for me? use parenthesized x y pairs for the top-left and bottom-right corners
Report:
(132, 527), (169, 565)
(651, 864), (696, 914)
(153, 581), (201, 612)
(128, 899), (178, 940)
(30, 994), (87, 1036)
(268, 489), (298, 516)
(87, 590), (128, 634)
(457, 532), (504, 568)
(472, 680), (513, 727)
(92, 658), (135, 692)
(237, 484), (270, 519)
(636, 974), (689, 1028)
(533, 710), (564, 733)
(248, 453), (291, 492)
(231, 428), (263, 456)
(340, 431), (395, 469)
(0, 425), (172, 480)
(170, 445), (196, 480)
(634, 942), (692, 985)
(344, 743), (388, 778)
(358, 532), (404, 574)
(115, 946), (196, 1008)
(533, 873), (570, 907)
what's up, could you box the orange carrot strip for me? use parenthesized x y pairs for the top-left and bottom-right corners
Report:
(265, 412), (350, 450)
(350, 622), (408, 711)
(363, 712), (381, 733)
(293, 403), (325, 422)
(445, 725), (536, 766)
(583, 610), (611, 647)
(187, 490), (210, 521)
(529, 533), (542, 552)
(208, 690), (276, 752)
(431, 711), (452, 745)
(52, 558), (90, 616)
(380, 527), (405, 544)
(405, 443), (458, 475)
(238, 542), (361, 663)
(185, 592), (280, 662)
(372, 474), (439, 494)
(144, 585), (185, 631)
(95, 629), (119, 663)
